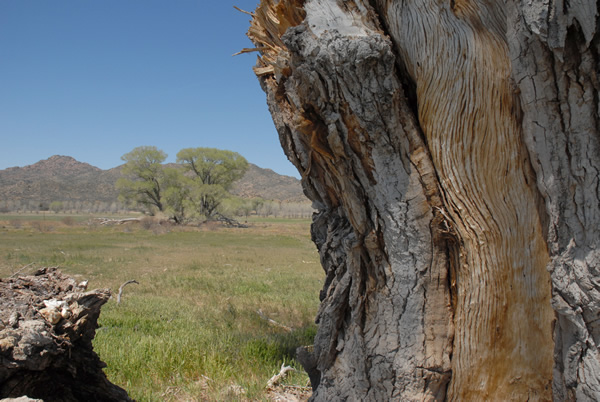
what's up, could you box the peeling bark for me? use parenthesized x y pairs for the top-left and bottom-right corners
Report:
(247, 0), (599, 400)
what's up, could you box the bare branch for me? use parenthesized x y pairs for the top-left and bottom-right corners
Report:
(117, 280), (139, 304)
(11, 262), (36, 277)
(266, 363), (296, 389)
(257, 309), (292, 332)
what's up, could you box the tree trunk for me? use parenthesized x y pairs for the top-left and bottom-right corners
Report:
(247, 0), (599, 400)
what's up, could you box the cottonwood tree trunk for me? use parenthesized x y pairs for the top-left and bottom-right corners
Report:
(246, 0), (599, 400)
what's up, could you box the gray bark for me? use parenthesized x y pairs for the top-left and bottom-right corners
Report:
(248, 0), (599, 400)
(507, 1), (600, 399)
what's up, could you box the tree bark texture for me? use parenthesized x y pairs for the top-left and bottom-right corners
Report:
(247, 0), (599, 400)
(0, 268), (131, 402)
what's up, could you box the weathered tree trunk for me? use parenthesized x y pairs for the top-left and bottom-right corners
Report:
(0, 268), (131, 402)
(247, 0), (599, 400)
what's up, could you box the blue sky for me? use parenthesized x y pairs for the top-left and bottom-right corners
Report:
(0, 1), (299, 178)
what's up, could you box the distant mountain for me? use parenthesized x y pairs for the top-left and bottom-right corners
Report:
(0, 155), (306, 205)
(0, 156), (122, 204)
(231, 164), (307, 203)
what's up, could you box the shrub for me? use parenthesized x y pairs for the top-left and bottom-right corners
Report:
(140, 216), (155, 230)
(61, 216), (76, 226)
(31, 221), (54, 233)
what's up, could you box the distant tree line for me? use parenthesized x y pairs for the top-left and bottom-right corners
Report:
(220, 198), (314, 219)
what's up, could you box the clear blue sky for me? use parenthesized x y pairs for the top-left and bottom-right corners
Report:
(0, 1), (300, 178)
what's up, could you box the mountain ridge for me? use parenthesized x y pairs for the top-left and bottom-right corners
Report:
(0, 155), (306, 205)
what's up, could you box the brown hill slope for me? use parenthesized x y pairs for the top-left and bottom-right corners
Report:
(230, 163), (307, 202)
(0, 156), (121, 204)
(0, 155), (305, 204)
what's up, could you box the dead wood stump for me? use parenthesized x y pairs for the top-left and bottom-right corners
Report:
(0, 268), (131, 401)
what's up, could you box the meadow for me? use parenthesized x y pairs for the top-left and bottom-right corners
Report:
(0, 214), (322, 401)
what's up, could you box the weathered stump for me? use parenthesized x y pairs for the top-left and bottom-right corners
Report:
(0, 268), (131, 401)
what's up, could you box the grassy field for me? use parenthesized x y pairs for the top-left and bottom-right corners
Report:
(0, 214), (322, 401)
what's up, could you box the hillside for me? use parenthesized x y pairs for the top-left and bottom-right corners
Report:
(0, 155), (306, 206)
(0, 156), (121, 204)
(230, 163), (307, 203)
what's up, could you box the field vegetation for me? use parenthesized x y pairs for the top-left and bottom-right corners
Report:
(0, 214), (322, 401)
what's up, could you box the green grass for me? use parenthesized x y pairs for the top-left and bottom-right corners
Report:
(0, 215), (322, 401)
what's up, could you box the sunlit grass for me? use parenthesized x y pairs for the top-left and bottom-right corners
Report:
(0, 215), (322, 400)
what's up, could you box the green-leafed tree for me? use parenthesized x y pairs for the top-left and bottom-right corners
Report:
(185, 181), (228, 219)
(116, 146), (167, 215)
(219, 196), (244, 218)
(49, 201), (63, 214)
(176, 148), (248, 217)
(162, 167), (189, 224)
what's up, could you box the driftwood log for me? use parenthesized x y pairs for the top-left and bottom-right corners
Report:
(95, 218), (141, 226)
(213, 213), (248, 228)
(246, 0), (599, 400)
(0, 268), (131, 401)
